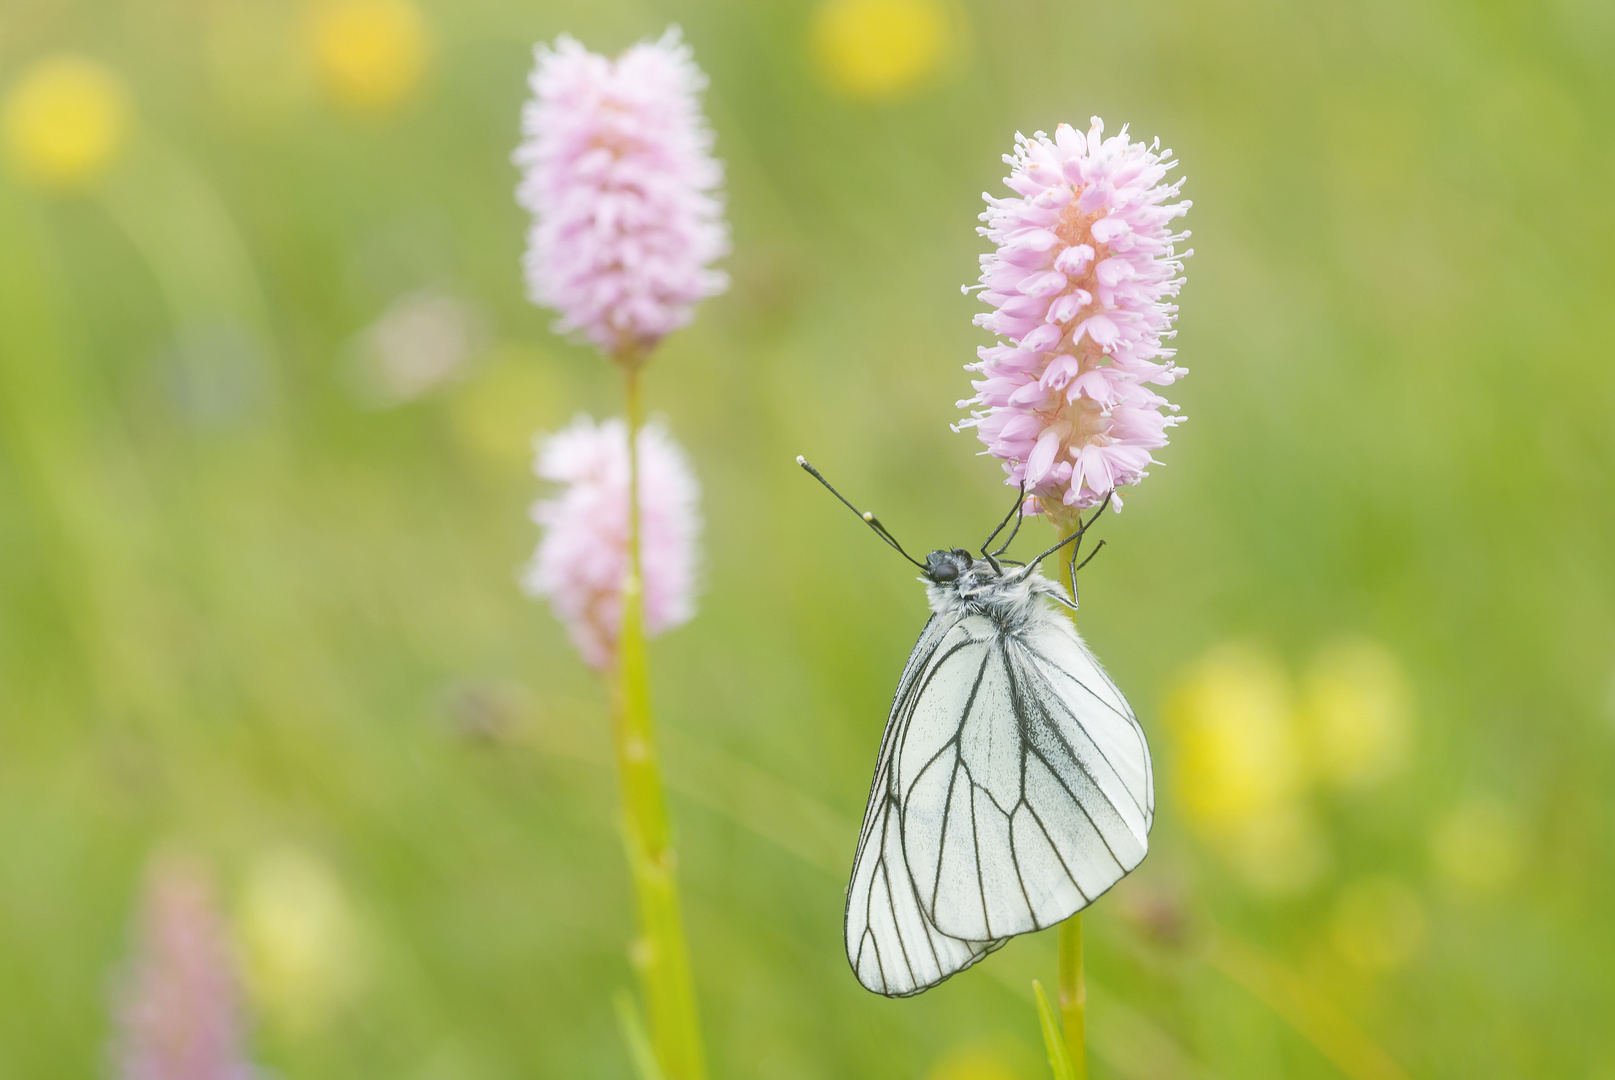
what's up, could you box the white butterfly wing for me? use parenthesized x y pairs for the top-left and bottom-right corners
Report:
(896, 609), (1153, 942)
(844, 615), (1005, 996)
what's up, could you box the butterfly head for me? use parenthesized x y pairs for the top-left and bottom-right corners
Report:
(924, 548), (979, 584)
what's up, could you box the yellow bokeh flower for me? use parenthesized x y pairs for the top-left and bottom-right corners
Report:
(1329, 876), (1426, 972)
(236, 847), (365, 1035)
(1430, 795), (1522, 895)
(306, 0), (431, 114)
(1, 55), (130, 190)
(1165, 643), (1303, 832)
(1301, 637), (1413, 788)
(1165, 643), (1328, 894)
(810, 0), (958, 101)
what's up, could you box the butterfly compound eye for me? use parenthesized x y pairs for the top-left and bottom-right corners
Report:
(926, 551), (959, 582)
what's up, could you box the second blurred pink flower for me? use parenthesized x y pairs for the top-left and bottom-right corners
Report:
(522, 415), (700, 670)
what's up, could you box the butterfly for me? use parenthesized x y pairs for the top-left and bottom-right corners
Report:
(799, 457), (1154, 997)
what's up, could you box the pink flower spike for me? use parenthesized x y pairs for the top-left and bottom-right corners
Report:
(958, 118), (1191, 514)
(113, 854), (253, 1080)
(522, 415), (701, 671)
(514, 28), (729, 360)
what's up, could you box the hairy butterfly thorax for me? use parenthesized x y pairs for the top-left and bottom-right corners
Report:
(922, 548), (1072, 629)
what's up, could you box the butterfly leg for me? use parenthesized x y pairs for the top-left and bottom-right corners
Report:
(990, 500), (1026, 560)
(981, 481), (1028, 560)
(1066, 524), (1084, 607)
(1030, 492), (1114, 583)
(1068, 539), (1082, 608)
(1067, 539), (1107, 609)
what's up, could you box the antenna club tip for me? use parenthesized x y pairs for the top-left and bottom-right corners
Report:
(795, 455), (807, 467)
(861, 511), (875, 522)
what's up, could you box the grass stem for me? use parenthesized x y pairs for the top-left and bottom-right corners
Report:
(1033, 979), (1078, 1080)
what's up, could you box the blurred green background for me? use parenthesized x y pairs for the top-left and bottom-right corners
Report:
(2, 0), (1613, 1076)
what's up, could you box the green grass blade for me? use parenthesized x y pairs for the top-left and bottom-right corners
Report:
(614, 989), (668, 1080)
(1034, 978), (1077, 1080)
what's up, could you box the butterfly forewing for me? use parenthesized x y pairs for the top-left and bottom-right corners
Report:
(844, 775), (1002, 995)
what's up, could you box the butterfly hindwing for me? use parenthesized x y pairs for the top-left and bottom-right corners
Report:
(895, 608), (1153, 942)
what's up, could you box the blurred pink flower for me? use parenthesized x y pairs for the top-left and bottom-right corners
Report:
(114, 855), (252, 1080)
(514, 28), (729, 359)
(959, 118), (1191, 512)
(522, 415), (700, 670)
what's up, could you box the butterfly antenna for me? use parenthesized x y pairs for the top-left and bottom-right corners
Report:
(980, 481), (1027, 559)
(797, 456), (926, 570)
(1028, 492), (1114, 567)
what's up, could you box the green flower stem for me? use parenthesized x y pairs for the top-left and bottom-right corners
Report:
(1043, 503), (1091, 1080)
(1057, 914), (1087, 1080)
(613, 362), (706, 1080)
